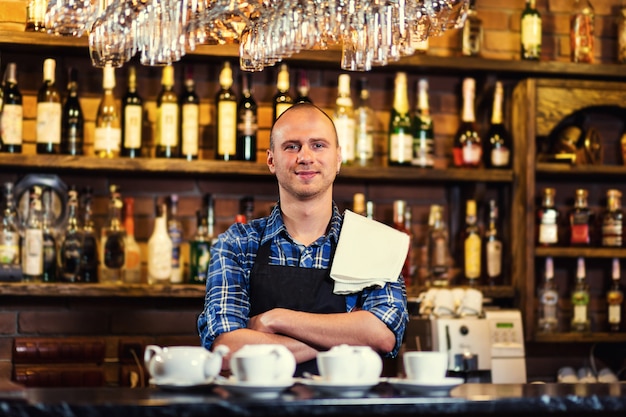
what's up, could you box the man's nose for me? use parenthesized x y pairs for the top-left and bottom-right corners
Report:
(297, 147), (312, 163)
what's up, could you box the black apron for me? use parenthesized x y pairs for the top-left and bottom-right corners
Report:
(249, 235), (346, 377)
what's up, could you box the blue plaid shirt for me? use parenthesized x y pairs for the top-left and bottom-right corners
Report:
(197, 203), (408, 357)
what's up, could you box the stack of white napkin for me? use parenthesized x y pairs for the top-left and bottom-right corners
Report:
(330, 210), (410, 295)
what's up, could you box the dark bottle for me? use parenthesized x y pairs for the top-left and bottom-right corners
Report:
(36, 58), (62, 154)
(155, 65), (179, 158)
(569, 188), (592, 246)
(602, 189), (623, 247)
(236, 73), (257, 162)
(453, 78), (482, 168)
(272, 64), (293, 122)
(59, 187), (83, 283)
(41, 187), (57, 282)
(388, 72), (413, 166)
(121, 66), (143, 158)
(61, 67), (84, 156)
(239, 196), (254, 223)
(189, 210), (211, 284)
(101, 184), (125, 283)
(80, 187), (99, 282)
(0, 182), (21, 271)
(485, 81), (512, 168)
(1, 62), (23, 153)
(295, 69), (313, 104)
(215, 61), (238, 161)
(180, 66), (200, 161)
(412, 78), (435, 168)
(537, 188), (560, 246)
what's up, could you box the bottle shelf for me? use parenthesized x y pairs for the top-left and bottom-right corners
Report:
(536, 163), (626, 179)
(535, 247), (626, 258)
(0, 154), (513, 183)
(533, 332), (626, 343)
(0, 282), (205, 298)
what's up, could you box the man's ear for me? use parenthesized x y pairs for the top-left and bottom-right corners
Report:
(267, 149), (276, 173)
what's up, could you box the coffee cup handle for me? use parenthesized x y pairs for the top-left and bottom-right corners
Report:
(272, 347), (295, 380)
(144, 345), (162, 376)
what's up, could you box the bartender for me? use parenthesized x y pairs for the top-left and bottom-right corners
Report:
(197, 103), (408, 376)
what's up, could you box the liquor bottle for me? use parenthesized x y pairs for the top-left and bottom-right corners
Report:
(1, 62), (23, 153)
(355, 78), (374, 166)
(100, 184), (125, 283)
(571, 0), (594, 63)
(388, 72), (413, 166)
(333, 74), (356, 164)
(607, 258), (623, 332)
(36, 58), (62, 154)
(453, 78), (482, 168)
(59, 187), (82, 283)
(352, 193), (366, 217)
(189, 210), (211, 284)
(521, 0), (542, 60)
(537, 257), (558, 333)
(61, 67), (84, 156)
(94, 64), (121, 158)
(427, 204), (450, 287)
(485, 81), (512, 168)
(571, 257), (590, 332)
(121, 66), (143, 158)
(393, 200), (412, 287)
(25, 0), (46, 32)
(0, 182), (21, 270)
(80, 187), (99, 283)
(41, 187), (57, 282)
(22, 186), (43, 282)
(295, 70), (312, 104)
(537, 188), (560, 246)
(215, 61), (238, 161)
(484, 199), (503, 286)
(155, 65), (179, 158)
(461, 0), (482, 56)
(236, 72), (257, 162)
(180, 66), (200, 161)
(366, 200), (375, 220)
(167, 194), (184, 284)
(148, 203), (173, 285)
(569, 188), (592, 246)
(412, 78), (435, 168)
(601, 189), (623, 247)
(122, 197), (141, 284)
(272, 64), (293, 121)
(464, 199), (482, 285)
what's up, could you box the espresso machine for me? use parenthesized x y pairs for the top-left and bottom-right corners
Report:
(405, 309), (527, 383)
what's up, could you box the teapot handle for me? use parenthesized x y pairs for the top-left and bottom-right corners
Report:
(203, 345), (229, 380)
(271, 346), (296, 379)
(143, 345), (162, 375)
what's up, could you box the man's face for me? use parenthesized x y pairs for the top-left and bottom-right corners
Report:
(267, 106), (342, 201)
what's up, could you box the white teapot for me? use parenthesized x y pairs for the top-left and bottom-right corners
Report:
(230, 344), (296, 384)
(144, 344), (229, 384)
(317, 344), (382, 382)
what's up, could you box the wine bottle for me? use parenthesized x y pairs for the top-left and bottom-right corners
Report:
(601, 189), (623, 247)
(355, 78), (374, 166)
(571, 257), (590, 333)
(427, 204), (450, 287)
(41, 187), (57, 282)
(121, 66), (143, 158)
(464, 199), (482, 285)
(122, 197), (141, 284)
(25, 0), (46, 32)
(1, 63), (23, 153)
(36, 58), (62, 154)
(607, 258), (623, 332)
(148, 203), (172, 285)
(167, 194), (184, 284)
(485, 81), (512, 168)
(61, 67), (84, 156)
(80, 187), (99, 283)
(388, 72), (413, 166)
(272, 64), (293, 121)
(94, 64), (121, 158)
(521, 0), (542, 60)
(393, 200), (413, 288)
(461, 0), (482, 56)
(352, 193), (366, 217)
(333, 74), (356, 164)
(59, 187), (82, 283)
(484, 199), (503, 286)
(180, 66), (200, 161)
(295, 70), (312, 104)
(215, 61), (238, 161)
(100, 184), (125, 283)
(453, 78), (482, 168)
(569, 188), (593, 246)
(236, 72), (257, 162)
(189, 210), (211, 284)
(0, 182), (21, 270)
(537, 257), (558, 333)
(412, 78), (435, 168)
(537, 187), (560, 246)
(155, 65), (180, 158)
(571, 0), (595, 64)
(22, 186), (44, 282)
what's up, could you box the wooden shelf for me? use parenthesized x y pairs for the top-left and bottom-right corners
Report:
(0, 282), (205, 298)
(533, 332), (626, 343)
(536, 163), (626, 179)
(0, 154), (513, 183)
(534, 247), (626, 258)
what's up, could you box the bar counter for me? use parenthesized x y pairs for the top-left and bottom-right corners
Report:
(1, 382), (625, 417)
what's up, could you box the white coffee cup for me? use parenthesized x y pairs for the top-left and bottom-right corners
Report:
(144, 345), (228, 384)
(403, 351), (448, 382)
(451, 288), (466, 310)
(230, 344), (296, 384)
(317, 344), (382, 383)
(458, 288), (483, 316)
(433, 289), (455, 317)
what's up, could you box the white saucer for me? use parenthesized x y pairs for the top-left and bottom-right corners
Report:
(296, 377), (381, 398)
(150, 377), (216, 391)
(214, 378), (295, 399)
(384, 377), (464, 396)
